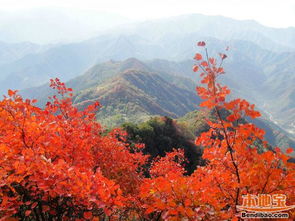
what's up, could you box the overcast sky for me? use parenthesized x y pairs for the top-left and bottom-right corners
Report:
(0, 0), (294, 28)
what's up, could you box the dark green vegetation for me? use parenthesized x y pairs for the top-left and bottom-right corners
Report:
(122, 117), (204, 175)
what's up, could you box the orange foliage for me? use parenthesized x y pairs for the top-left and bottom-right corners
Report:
(0, 42), (294, 220)
(0, 79), (146, 220)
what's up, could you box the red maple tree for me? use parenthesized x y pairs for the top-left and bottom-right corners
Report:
(0, 79), (147, 220)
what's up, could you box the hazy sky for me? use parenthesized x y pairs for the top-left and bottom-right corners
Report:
(0, 0), (294, 28)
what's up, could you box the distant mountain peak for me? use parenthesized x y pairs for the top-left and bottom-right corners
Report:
(119, 57), (150, 72)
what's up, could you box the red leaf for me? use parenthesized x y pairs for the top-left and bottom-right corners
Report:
(197, 41), (206, 47)
(227, 114), (236, 122)
(8, 89), (15, 97)
(193, 65), (199, 72)
(209, 58), (216, 65)
(31, 202), (38, 209)
(217, 67), (224, 73)
(83, 211), (93, 219)
(42, 205), (50, 212)
(194, 53), (202, 61)
(25, 210), (31, 216)
(49, 210), (57, 215)
(219, 53), (227, 60)
(201, 61), (208, 67)
(286, 148), (293, 154)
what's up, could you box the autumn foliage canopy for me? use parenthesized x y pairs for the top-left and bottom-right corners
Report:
(0, 43), (294, 220)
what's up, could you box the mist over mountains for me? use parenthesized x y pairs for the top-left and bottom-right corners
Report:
(0, 12), (294, 144)
(0, 7), (131, 44)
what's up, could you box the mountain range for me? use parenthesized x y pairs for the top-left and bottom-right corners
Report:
(21, 57), (295, 152)
(22, 58), (199, 126)
(0, 13), (294, 146)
